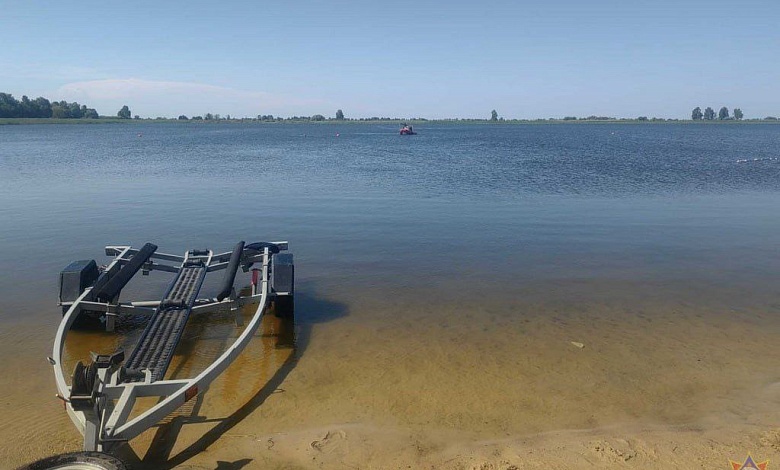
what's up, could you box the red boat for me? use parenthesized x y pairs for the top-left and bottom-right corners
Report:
(400, 124), (417, 135)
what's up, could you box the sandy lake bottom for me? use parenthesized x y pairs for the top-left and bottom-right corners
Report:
(4, 276), (780, 469)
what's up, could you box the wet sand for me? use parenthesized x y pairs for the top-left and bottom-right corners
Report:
(2, 276), (780, 469)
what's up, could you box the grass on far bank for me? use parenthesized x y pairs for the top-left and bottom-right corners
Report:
(0, 117), (131, 125)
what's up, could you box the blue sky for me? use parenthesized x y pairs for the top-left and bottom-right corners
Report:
(2, 0), (778, 119)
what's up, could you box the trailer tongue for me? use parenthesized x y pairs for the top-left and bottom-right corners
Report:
(47, 241), (294, 463)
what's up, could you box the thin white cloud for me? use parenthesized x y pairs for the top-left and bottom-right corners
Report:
(0, 62), (110, 82)
(57, 78), (332, 118)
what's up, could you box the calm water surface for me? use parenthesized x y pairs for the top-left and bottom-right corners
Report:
(2, 122), (780, 466)
(2, 122), (779, 311)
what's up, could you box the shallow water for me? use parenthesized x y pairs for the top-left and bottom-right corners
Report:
(1, 122), (780, 467)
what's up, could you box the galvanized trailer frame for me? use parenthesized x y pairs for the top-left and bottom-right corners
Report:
(49, 242), (292, 453)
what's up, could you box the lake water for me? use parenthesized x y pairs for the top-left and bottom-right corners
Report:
(2, 122), (780, 467)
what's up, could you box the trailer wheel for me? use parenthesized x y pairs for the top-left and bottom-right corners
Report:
(23, 451), (127, 470)
(63, 307), (104, 330)
(274, 295), (294, 319)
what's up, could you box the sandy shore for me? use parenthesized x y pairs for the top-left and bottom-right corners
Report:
(141, 420), (780, 470)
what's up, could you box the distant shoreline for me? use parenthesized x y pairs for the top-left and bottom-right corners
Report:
(2, 117), (779, 126)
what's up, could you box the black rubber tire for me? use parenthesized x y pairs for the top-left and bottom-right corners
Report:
(22, 451), (127, 470)
(64, 309), (104, 330)
(274, 295), (294, 319)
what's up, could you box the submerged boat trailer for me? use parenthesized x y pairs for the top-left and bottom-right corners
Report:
(47, 240), (294, 459)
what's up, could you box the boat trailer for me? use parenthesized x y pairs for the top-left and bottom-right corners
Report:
(49, 241), (294, 455)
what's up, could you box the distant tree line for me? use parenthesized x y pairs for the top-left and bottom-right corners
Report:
(173, 109), (428, 123)
(13, 96), (768, 122)
(0, 92), (99, 119)
(691, 106), (743, 121)
(174, 112), (765, 123)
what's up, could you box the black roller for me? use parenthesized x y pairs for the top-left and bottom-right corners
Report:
(94, 243), (157, 303)
(216, 241), (245, 302)
(245, 241), (280, 254)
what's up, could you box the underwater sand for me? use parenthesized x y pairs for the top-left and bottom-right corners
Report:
(3, 277), (780, 469)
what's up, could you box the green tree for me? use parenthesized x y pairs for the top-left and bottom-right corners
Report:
(20, 95), (33, 117)
(117, 105), (131, 119)
(336, 109), (344, 120)
(0, 93), (20, 117)
(691, 107), (703, 120)
(718, 107), (729, 120)
(33, 97), (52, 118)
(733, 108), (743, 120)
(51, 102), (68, 118)
(66, 102), (83, 118)
(0, 92), (99, 118)
(310, 114), (326, 121)
(703, 107), (715, 120)
(490, 109), (498, 121)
